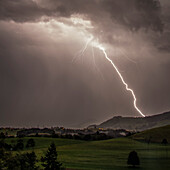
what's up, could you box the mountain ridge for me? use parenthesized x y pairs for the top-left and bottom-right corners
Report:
(94, 111), (170, 131)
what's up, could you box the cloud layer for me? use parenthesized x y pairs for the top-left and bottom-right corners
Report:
(0, 0), (163, 31)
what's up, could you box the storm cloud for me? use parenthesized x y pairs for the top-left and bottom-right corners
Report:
(0, 0), (170, 128)
(0, 0), (163, 31)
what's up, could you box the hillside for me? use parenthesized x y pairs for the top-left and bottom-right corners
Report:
(4, 137), (170, 170)
(132, 125), (170, 143)
(97, 111), (170, 131)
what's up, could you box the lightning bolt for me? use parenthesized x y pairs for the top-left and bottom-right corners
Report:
(93, 43), (145, 117)
(73, 35), (145, 117)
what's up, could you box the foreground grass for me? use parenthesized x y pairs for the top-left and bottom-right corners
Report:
(4, 137), (170, 170)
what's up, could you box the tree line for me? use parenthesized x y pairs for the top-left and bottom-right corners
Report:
(0, 143), (62, 170)
(0, 138), (35, 151)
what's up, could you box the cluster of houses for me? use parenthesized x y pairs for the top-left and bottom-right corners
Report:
(1, 126), (132, 139)
(17, 126), (130, 138)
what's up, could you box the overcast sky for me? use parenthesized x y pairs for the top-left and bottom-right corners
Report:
(0, 0), (170, 128)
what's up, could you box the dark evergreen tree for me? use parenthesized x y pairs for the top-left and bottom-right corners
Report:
(25, 152), (38, 170)
(41, 143), (62, 170)
(0, 132), (5, 139)
(127, 151), (140, 167)
(26, 138), (35, 148)
(0, 148), (13, 170)
(6, 155), (20, 170)
(15, 139), (24, 150)
(6, 152), (38, 170)
(0, 148), (5, 170)
(0, 140), (5, 149)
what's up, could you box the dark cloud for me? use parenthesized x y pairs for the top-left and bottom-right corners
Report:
(0, 0), (163, 32)
(101, 0), (163, 32)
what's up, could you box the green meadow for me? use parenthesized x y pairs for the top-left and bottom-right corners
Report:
(4, 137), (170, 170)
(132, 125), (170, 143)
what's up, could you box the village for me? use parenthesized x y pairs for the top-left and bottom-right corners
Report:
(0, 126), (132, 140)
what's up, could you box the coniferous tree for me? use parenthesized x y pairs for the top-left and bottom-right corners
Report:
(6, 151), (38, 170)
(41, 143), (62, 170)
(26, 152), (38, 170)
(0, 148), (5, 170)
(14, 139), (24, 150)
(26, 138), (35, 148)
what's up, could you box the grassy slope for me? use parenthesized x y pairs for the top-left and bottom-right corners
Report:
(4, 137), (170, 170)
(132, 125), (170, 143)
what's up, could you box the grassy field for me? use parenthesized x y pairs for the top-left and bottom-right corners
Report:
(132, 125), (170, 143)
(4, 137), (170, 170)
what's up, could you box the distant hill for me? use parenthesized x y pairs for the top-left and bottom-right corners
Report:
(96, 111), (170, 131)
(132, 125), (170, 143)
